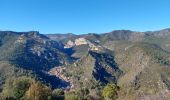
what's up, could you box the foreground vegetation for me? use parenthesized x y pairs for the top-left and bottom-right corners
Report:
(0, 76), (119, 100)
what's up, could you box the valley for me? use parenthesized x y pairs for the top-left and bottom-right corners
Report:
(1, 28), (170, 99)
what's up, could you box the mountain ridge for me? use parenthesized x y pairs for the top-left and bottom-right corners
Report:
(1, 28), (170, 99)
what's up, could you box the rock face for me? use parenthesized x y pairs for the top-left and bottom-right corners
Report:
(64, 40), (75, 48)
(74, 38), (88, 46)
(64, 37), (102, 51)
(64, 38), (88, 48)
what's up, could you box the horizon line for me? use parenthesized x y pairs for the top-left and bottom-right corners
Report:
(0, 27), (170, 35)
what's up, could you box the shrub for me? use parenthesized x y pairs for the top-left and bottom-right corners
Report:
(102, 84), (119, 100)
(65, 92), (82, 100)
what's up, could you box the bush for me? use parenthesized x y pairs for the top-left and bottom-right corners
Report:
(13, 77), (32, 99)
(77, 87), (90, 99)
(52, 89), (64, 100)
(1, 77), (32, 100)
(65, 92), (82, 100)
(102, 84), (119, 100)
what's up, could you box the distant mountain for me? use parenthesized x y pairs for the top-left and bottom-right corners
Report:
(145, 28), (170, 37)
(46, 33), (78, 42)
(46, 28), (170, 43)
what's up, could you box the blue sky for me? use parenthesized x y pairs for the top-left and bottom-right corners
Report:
(0, 0), (170, 34)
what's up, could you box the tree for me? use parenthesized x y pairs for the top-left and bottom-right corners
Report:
(51, 89), (64, 100)
(52, 89), (64, 96)
(25, 81), (52, 100)
(13, 77), (32, 100)
(102, 84), (119, 100)
(65, 92), (82, 100)
(77, 87), (90, 99)
(1, 77), (32, 100)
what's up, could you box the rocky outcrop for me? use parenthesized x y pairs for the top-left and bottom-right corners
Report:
(64, 38), (88, 48)
(64, 38), (102, 51)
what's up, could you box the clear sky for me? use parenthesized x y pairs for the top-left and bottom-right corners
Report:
(0, 0), (170, 34)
